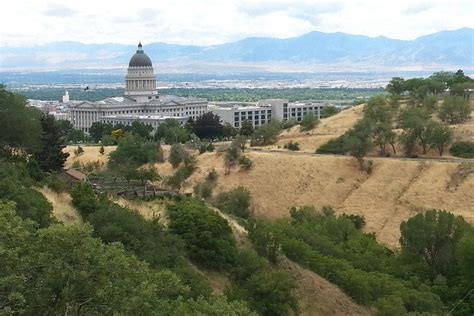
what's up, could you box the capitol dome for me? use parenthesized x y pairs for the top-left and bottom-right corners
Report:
(128, 42), (153, 67)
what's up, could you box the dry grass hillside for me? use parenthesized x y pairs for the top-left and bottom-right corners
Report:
(271, 104), (365, 152)
(37, 187), (82, 225)
(155, 151), (474, 247)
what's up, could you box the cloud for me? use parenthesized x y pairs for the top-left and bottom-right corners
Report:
(43, 3), (75, 17)
(401, 2), (432, 15)
(0, 0), (472, 47)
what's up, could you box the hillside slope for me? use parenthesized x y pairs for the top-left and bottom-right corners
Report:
(157, 151), (473, 247)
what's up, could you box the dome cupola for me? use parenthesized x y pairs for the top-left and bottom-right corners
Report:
(128, 42), (153, 67)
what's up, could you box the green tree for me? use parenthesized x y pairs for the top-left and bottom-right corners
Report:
(109, 134), (163, 169)
(154, 119), (190, 144)
(130, 121), (153, 139)
(169, 143), (188, 168)
(215, 187), (252, 218)
(344, 125), (373, 170)
(456, 235), (474, 283)
(89, 122), (114, 143)
(300, 112), (318, 131)
(400, 210), (471, 277)
(426, 121), (453, 156)
(321, 105), (340, 118)
(233, 134), (247, 153)
(167, 200), (237, 269)
(34, 114), (69, 172)
(438, 96), (471, 124)
(399, 107), (430, 155)
(239, 120), (254, 136)
(251, 120), (282, 146)
(228, 271), (298, 316)
(222, 122), (238, 139)
(192, 112), (224, 140)
(386, 77), (405, 95)
(449, 141), (474, 158)
(0, 85), (42, 156)
(0, 202), (199, 315)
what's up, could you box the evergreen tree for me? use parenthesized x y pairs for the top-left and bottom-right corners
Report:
(34, 114), (69, 172)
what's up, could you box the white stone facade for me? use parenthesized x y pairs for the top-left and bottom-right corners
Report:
(69, 43), (207, 133)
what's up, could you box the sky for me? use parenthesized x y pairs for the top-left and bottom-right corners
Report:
(0, 0), (473, 47)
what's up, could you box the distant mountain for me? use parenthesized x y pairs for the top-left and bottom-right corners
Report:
(1, 28), (472, 71)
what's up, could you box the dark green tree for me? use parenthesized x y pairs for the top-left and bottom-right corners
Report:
(215, 186), (252, 218)
(300, 112), (318, 131)
(192, 112), (224, 140)
(34, 114), (69, 172)
(426, 121), (453, 156)
(89, 122), (114, 143)
(130, 121), (153, 139)
(400, 210), (471, 277)
(239, 120), (254, 136)
(386, 77), (405, 95)
(0, 85), (42, 156)
(438, 96), (471, 124)
(321, 105), (340, 118)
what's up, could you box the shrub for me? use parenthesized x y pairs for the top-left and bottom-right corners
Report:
(284, 141), (300, 151)
(46, 174), (68, 193)
(215, 187), (252, 219)
(300, 113), (318, 131)
(438, 96), (471, 124)
(206, 168), (218, 182)
(74, 146), (84, 157)
(341, 214), (366, 230)
(316, 136), (346, 154)
(193, 182), (214, 199)
(238, 156), (253, 170)
(450, 141), (474, 158)
(281, 118), (298, 129)
(169, 143), (188, 168)
(167, 199), (237, 269)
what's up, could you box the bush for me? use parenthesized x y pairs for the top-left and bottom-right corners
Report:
(169, 143), (188, 168)
(300, 113), (318, 131)
(46, 174), (68, 193)
(215, 187), (252, 219)
(438, 96), (471, 124)
(238, 156), (253, 170)
(193, 181), (214, 199)
(281, 118), (298, 129)
(167, 199), (237, 269)
(283, 141), (300, 151)
(206, 168), (218, 182)
(316, 136), (346, 154)
(450, 141), (474, 158)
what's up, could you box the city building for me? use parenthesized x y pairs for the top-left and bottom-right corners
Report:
(209, 99), (328, 128)
(69, 43), (207, 133)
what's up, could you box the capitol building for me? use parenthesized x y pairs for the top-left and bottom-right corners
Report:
(69, 42), (208, 133)
(68, 42), (332, 133)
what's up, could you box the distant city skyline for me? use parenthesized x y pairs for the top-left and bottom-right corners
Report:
(1, 0), (473, 47)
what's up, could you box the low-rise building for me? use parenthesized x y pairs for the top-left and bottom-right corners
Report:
(209, 99), (328, 128)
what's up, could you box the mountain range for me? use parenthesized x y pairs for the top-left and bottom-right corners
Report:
(1, 28), (472, 72)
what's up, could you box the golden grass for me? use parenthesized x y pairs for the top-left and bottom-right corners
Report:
(113, 198), (169, 222)
(152, 150), (474, 247)
(67, 102), (474, 247)
(278, 257), (371, 316)
(65, 145), (116, 168)
(37, 187), (82, 225)
(271, 104), (365, 152)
